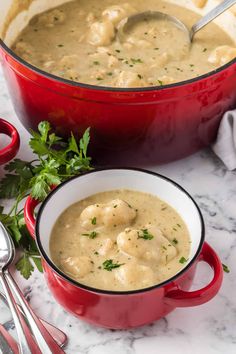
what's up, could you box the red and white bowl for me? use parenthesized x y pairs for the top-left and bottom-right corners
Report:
(24, 168), (223, 329)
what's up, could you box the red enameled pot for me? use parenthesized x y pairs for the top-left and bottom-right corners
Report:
(0, 118), (20, 165)
(24, 168), (223, 329)
(1, 1), (236, 165)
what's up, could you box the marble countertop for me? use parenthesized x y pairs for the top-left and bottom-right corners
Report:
(0, 66), (236, 354)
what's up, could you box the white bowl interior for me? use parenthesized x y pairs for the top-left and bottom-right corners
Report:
(1, 0), (236, 46)
(38, 169), (203, 273)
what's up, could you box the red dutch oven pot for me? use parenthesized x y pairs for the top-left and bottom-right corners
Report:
(24, 168), (223, 329)
(1, 2), (236, 165)
(0, 118), (20, 165)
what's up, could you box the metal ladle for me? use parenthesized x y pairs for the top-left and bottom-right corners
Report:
(117, 0), (236, 43)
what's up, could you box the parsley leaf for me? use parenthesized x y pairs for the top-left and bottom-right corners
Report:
(0, 121), (92, 279)
(91, 217), (97, 225)
(82, 231), (98, 239)
(222, 263), (230, 273)
(102, 259), (124, 271)
(16, 254), (34, 280)
(137, 229), (154, 240)
(179, 256), (188, 264)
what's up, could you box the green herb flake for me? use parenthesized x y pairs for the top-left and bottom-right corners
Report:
(154, 47), (159, 50)
(172, 238), (178, 245)
(157, 80), (163, 86)
(82, 231), (98, 239)
(115, 49), (121, 53)
(107, 72), (113, 76)
(222, 263), (230, 273)
(102, 259), (124, 271)
(137, 74), (143, 79)
(203, 48), (207, 52)
(137, 229), (154, 240)
(96, 77), (103, 81)
(91, 217), (97, 225)
(94, 251), (99, 255)
(57, 44), (64, 47)
(131, 58), (143, 64)
(179, 256), (188, 264)
(93, 61), (100, 65)
(162, 246), (167, 250)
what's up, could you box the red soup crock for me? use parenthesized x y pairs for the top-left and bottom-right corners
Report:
(0, 118), (20, 165)
(24, 168), (223, 329)
(1, 1), (236, 165)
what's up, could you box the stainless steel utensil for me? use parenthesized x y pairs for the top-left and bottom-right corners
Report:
(0, 222), (32, 353)
(0, 290), (67, 348)
(0, 222), (66, 354)
(117, 0), (236, 43)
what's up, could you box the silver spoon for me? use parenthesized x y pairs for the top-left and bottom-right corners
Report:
(0, 222), (32, 353)
(117, 0), (236, 43)
(0, 290), (67, 348)
(0, 222), (66, 354)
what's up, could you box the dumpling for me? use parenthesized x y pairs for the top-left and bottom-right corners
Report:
(79, 199), (136, 230)
(102, 3), (137, 26)
(61, 256), (92, 278)
(87, 21), (115, 46)
(115, 261), (155, 289)
(117, 226), (177, 263)
(208, 45), (236, 66)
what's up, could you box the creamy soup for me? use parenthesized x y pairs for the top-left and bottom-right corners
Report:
(11, 0), (236, 88)
(50, 190), (191, 291)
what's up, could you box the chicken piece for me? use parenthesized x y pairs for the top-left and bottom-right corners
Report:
(61, 256), (92, 278)
(80, 199), (136, 230)
(37, 9), (66, 27)
(108, 55), (119, 67)
(208, 45), (236, 66)
(156, 75), (175, 85)
(102, 3), (137, 26)
(117, 226), (177, 263)
(98, 238), (114, 256)
(115, 71), (147, 88)
(115, 261), (155, 289)
(87, 21), (115, 46)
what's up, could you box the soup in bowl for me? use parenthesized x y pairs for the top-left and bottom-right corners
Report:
(24, 168), (223, 329)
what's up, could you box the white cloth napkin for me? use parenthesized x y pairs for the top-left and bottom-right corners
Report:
(212, 110), (236, 171)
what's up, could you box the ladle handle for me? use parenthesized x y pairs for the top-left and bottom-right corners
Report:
(191, 0), (236, 41)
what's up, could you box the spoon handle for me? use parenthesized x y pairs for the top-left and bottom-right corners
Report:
(191, 0), (236, 40)
(5, 271), (66, 354)
(0, 289), (67, 348)
(0, 274), (32, 354)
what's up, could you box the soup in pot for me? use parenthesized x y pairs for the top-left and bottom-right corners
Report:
(50, 189), (191, 291)
(11, 0), (236, 87)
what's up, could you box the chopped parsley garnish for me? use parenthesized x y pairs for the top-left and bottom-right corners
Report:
(131, 58), (143, 64)
(96, 77), (103, 81)
(157, 80), (163, 86)
(154, 47), (159, 50)
(162, 246), (167, 250)
(190, 64), (194, 67)
(102, 259), (124, 271)
(173, 227), (177, 231)
(172, 238), (178, 245)
(222, 263), (230, 273)
(82, 231), (98, 239)
(93, 61), (100, 65)
(57, 44), (64, 47)
(107, 72), (113, 76)
(115, 49), (121, 53)
(94, 251), (99, 255)
(113, 205), (117, 208)
(137, 229), (154, 240)
(91, 217), (97, 225)
(137, 74), (143, 79)
(177, 223), (181, 228)
(203, 48), (207, 52)
(179, 256), (188, 264)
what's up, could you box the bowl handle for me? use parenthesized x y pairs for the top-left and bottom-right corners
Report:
(164, 242), (223, 307)
(24, 196), (40, 239)
(0, 118), (20, 164)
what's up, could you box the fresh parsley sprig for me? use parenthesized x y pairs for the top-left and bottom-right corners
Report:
(0, 121), (92, 279)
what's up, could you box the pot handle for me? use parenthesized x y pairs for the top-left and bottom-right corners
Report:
(164, 242), (223, 307)
(24, 196), (40, 240)
(0, 118), (20, 165)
